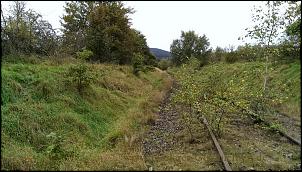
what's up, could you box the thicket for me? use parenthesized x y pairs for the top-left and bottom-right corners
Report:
(208, 43), (299, 65)
(168, 1), (301, 139)
(132, 53), (145, 76)
(171, 58), (299, 137)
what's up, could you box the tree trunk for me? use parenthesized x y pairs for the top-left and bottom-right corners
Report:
(263, 54), (269, 93)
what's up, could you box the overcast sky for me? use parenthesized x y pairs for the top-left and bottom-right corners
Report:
(1, 1), (262, 51)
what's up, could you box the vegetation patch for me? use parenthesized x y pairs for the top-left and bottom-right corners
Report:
(1, 57), (173, 170)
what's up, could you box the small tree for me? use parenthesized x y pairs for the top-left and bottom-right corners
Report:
(66, 64), (96, 96)
(245, 1), (285, 94)
(170, 30), (210, 66)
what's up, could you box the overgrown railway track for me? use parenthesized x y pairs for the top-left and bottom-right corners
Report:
(142, 74), (300, 171)
(200, 115), (232, 171)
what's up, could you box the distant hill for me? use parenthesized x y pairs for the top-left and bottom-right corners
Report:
(149, 48), (171, 60)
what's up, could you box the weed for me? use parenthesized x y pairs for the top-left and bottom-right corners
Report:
(35, 80), (54, 100)
(263, 122), (283, 133)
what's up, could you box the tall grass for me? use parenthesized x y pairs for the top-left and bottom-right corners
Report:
(1, 56), (173, 170)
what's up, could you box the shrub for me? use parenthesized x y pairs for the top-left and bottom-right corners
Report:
(158, 59), (171, 70)
(199, 56), (209, 67)
(48, 55), (78, 65)
(132, 53), (144, 76)
(225, 52), (238, 63)
(76, 49), (94, 61)
(65, 64), (97, 96)
(144, 65), (155, 72)
(276, 43), (300, 63)
(236, 45), (262, 62)
(209, 47), (224, 63)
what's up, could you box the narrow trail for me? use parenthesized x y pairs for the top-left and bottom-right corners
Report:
(143, 80), (182, 155)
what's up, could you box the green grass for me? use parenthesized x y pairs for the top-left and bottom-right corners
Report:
(1, 56), (173, 170)
(269, 60), (301, 119)
(2, 55), (299, 170)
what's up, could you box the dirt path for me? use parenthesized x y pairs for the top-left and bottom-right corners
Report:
(142, 81), (181, 155)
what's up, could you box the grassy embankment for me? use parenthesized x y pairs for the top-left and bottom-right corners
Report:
(170, 58), (300, 120)
(1, 55), (173, 170)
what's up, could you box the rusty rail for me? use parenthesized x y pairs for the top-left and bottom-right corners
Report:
(247, 110), (301, 146)
(262, 120), (301, 146)
(201, 116), (232, 171)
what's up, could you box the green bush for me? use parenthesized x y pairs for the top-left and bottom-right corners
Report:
(132, 53), (144, 76)
(209, 47), (224, 63)
(144, 65), (155, 72)
(276, 43), (300, 63)
(158, 59), (171, 70)
(76, 49), (94, 61)
(225, 52), (238, 63)
(65, 64), (97, 96)
(199, 56), (209, 68)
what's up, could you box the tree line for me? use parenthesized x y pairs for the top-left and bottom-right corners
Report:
(169, 1), (300, 68)
(1, 1), (300, 69)
(1, 1), (58, 56)
(1, 1), (156, 67)
(166, 1), (300, 101)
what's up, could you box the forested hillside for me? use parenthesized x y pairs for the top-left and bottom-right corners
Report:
(149, 48), (171, 59)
